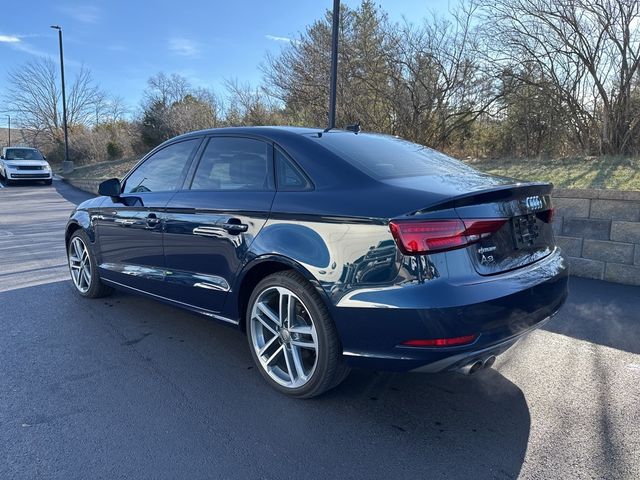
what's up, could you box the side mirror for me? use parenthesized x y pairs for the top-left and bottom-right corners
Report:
(98, 178), (121, 197)
(42, 155), (47, 160)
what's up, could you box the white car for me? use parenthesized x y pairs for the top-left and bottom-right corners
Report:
(0, 147), (53, 185)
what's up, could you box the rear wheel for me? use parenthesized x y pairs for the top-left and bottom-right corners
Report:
(246, 270), (349, 398)
(67, 230), (113, 298)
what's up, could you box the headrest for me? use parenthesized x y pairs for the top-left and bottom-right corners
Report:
(229, 154), (267, 188)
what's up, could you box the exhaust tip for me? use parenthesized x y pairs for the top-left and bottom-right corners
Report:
(483, 356), (496, 369)
(459, 360), (484, 375)
(469, 361), (483, 374)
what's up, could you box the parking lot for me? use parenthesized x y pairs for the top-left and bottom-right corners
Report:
(1, 179), (639, 479)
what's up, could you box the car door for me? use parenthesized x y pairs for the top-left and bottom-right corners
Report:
(94, 137), (202, 295)
(163, 136), (276, 313)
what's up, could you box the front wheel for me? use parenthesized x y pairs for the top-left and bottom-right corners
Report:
(67, 230), (113, 298)
(246, 270), (349, 398)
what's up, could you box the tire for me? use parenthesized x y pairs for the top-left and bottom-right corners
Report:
(246, 270), (350, 398)
(67, 230), (113, 298)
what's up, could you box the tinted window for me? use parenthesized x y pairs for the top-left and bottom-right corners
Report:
(275, 149), (310, 191)
(4, 148), (44, 160)
(123, 139), (199, 193)
(309, 132), (478, 179)
(191, 137), (270, 191)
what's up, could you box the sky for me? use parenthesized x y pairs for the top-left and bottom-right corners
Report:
(0, 0), (453, 121)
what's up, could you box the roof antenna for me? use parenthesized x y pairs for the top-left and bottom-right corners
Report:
(324, 0), (340, 133)
(345, 122), (360, 134)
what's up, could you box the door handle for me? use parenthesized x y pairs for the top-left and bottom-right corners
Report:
(146, 213), (161, 226)
(221, 221), (248, 234)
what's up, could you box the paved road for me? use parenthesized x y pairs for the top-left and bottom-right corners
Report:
(1, 179), (639, 480)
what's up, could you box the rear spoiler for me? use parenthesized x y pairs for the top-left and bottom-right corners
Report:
(412, 182), (553, 215)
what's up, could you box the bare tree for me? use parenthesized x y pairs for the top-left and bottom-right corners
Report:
(5, 59), (60, 141)
(224, 79), (283, 126)
(388, 1), (502, 148)
(481, 0), (640, 154)
(4, 58), (105, 144)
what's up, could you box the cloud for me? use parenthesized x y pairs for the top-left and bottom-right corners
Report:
(0, 34), (20, 43)
(59, 5), (102, 24)
(0, 34), (48, 57)
(0, 33), (80, 65)
(168, 37), (200, 57)
(265, 34), (297, 44)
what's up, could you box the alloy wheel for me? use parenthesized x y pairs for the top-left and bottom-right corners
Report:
(68, 237), (92, 293)
(250, 286), (318, 389)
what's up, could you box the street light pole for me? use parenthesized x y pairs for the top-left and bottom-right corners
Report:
(50, 25), (72, 172)
(327, 0), (340, 130)
(6, 115), (10, 147)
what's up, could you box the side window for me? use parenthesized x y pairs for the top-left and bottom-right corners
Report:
(123, 139), (199, 194)
(275, 149), (311, 191)
(191, 137), (270, 191)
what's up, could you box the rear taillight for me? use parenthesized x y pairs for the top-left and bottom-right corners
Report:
(389, 218), (507, 255)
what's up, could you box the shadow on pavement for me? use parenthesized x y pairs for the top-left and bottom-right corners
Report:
(544, 276), (640, 354)
(53, 177), (94, 205)
(1, 280), (531, 479)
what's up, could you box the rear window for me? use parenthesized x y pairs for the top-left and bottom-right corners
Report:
(4, 148), (44, 160)
(308, 132), (476, 179)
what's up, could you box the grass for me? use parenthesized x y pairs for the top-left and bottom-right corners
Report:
(60, 154), (640, 191)
(464, 155), (640, 191)
(60, 157), (140, 181)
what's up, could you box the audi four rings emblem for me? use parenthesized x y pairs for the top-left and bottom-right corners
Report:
(524, 196), (544, 210)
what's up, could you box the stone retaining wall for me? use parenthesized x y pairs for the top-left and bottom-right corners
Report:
(553, 188), (640, 286)
(61, 176), (640, 286)
(64, 177), (102, 195)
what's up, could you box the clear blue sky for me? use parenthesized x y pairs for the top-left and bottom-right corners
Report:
(0, 0), (453, 117)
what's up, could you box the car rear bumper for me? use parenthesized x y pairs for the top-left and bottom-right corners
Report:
(408, 311), (557, 373)
(332, 248), (569, 372)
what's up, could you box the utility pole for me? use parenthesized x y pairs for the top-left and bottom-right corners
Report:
(6, 115), (10, 147)
(51, 25), (72, 172)
(327, 0), (340, 130)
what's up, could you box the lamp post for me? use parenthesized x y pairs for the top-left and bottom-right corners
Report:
(50, 25), (72, 172)
(327, 0), (340, 130)
(6, 115), (10, 147)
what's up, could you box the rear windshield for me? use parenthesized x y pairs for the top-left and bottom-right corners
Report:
(4, 148), (44, 160)
(308, 132), (476, 179)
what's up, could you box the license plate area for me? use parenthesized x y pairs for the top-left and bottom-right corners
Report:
(511, 214), (541, 249)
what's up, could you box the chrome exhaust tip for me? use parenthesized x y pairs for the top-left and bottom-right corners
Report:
(483, 355), (496, 369)
(458, 360), (484, 375)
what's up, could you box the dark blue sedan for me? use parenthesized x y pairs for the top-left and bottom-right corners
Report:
(65, 127), (568, 397)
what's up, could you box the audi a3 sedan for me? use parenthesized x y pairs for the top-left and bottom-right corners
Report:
(65, 127), (568, 397)
(1, 147), (53, 185)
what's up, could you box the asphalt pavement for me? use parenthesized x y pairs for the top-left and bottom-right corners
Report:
(1, 178), (639, 479)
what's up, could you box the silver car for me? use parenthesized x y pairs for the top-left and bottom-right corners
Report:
(0, 147), (53, 185)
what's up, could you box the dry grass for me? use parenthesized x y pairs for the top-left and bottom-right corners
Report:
(464, 156), (640, 191)
(61, 157), (140, 180)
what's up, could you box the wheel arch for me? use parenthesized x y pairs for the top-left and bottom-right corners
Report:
(229, 254), (334, 332)
(65, 212), (95, 248)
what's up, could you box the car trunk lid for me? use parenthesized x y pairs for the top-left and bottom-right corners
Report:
(450, 184), (555, 275)
(387, 177), (556, 276)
